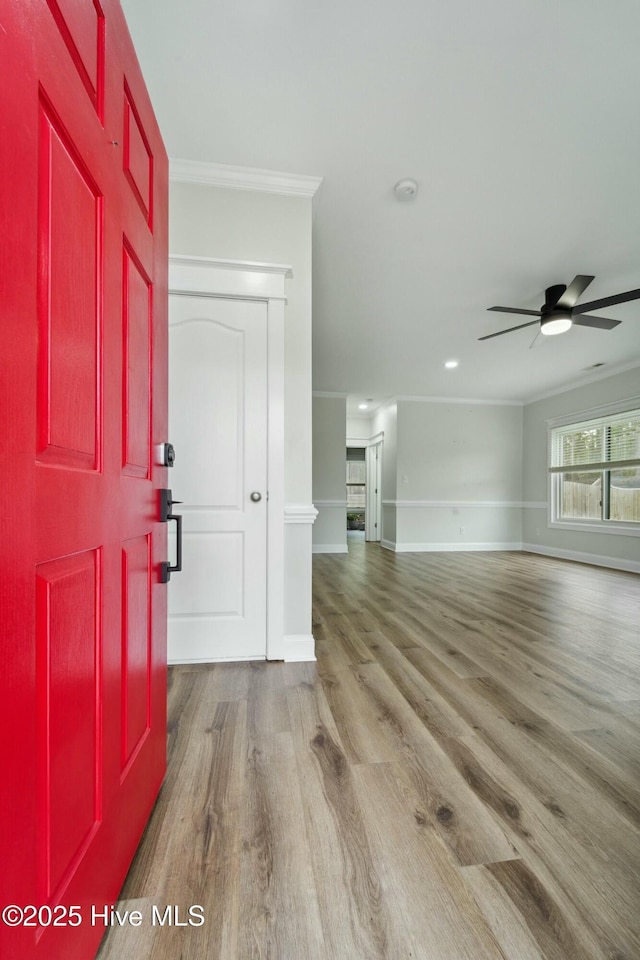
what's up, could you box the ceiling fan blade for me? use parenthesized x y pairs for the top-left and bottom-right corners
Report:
(572, 314), (622, 330)
(555, 274), (594, 309)
(573, 287), (640, 315)
(478, 320), (539, 341)
(487, 306), (542, 317)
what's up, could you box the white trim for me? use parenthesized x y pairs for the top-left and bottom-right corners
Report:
(169, 255), (292, 301)
(312, 543), (349, 554)
(170, 158), (323, 198)
(314, 499), (348, 507)
(381, 540), (521, 552)
(170, 254), (293, 277)
(267, 295), (286, 661)
(381, 537), (640, 572)
(168, 655), (266, 665)
(396, 395), (523, 407)
(284, 504), (319, 524)
(548, 520), (639, 538)
(383, 499), (531, 508)
(546, 394), (640, 428)
(283, 634), (317, 662)
(522, 543), (640, 575)
(526, 360), (640, 405)
(169, 255), (287, 662)
(347, 432), (384, 447)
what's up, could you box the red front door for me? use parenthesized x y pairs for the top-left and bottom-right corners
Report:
(0, 2), (168, 958)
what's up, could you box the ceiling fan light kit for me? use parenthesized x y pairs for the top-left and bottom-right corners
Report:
(541, 313), (572, 335)
(479, 274), (637, 342)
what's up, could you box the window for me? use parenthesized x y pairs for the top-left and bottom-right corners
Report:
(549, 404), (640, 532)
(346, 447), (366, 510)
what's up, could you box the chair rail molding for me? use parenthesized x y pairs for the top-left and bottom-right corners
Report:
(285, 504), (319, 524)
(383, 499), (539, 508)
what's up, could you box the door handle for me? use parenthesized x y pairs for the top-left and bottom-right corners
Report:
(159, 488), (183, 583)
(250, 491), (262, 502)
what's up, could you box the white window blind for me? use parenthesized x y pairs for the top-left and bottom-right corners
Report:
(550, 408), (640, 473)
(346, 447), (366, 509)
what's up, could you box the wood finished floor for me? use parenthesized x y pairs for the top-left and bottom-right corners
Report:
(97, 544), (640, 960)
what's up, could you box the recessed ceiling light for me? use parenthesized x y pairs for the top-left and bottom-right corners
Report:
(358, 403), (369, 410)
(444, 359), (458, 369)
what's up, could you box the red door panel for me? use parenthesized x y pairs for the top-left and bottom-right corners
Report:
(121, 534), (152, 772)
(122, 242), (152, 477)
(36, 550), (102, 901)
(45, 0), (105, 116)
(123, 84), (153, 224)
(37, 96), (102, 469)
(0, 1), (168, 958)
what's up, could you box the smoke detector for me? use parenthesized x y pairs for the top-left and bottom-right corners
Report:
(394, 178), (418, 200)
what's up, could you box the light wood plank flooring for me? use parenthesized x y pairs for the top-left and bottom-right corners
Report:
(97, 545), (640, 960)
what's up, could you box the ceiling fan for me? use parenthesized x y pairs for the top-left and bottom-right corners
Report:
(479, 275), (640, 341)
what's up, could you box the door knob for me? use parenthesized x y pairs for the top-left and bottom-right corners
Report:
(250, 491), (262, 502)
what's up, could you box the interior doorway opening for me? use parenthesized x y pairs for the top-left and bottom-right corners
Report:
(346, 446), (366, 532)
(346, 441), (382, 542)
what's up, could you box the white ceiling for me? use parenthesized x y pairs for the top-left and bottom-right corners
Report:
(121, 0), (640, 404)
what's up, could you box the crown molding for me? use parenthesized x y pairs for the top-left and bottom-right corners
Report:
(396, 394), (524, 407)
(170, 158), (323, 199)
(524, 359), (640, 405)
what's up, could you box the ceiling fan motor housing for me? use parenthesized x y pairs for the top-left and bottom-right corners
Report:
(542, 284), (567, 314)
(541, 285), (572, 334)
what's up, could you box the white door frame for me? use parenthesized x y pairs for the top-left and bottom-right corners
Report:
(169, 255), (291, 661)
(347, 432), (384, 542)
(365, 440), (383, 541)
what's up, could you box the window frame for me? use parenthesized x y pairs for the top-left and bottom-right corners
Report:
(547, 397), (640, 537)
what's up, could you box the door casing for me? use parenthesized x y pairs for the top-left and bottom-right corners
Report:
(168, 255), (291, 661)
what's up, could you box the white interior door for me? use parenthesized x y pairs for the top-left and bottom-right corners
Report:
(365, 440), (382, 541)
(167, 294), (268, 662)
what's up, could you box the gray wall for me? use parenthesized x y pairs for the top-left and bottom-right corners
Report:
(312, 396), (347, 552)
(383, 400), (523, 550)
(523, 366), (640, 571)
(347, 416), (373, 440)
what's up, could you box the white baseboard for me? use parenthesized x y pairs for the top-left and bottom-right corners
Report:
(312, 543), (348, 554)
(381, 540), (521, 553)
(522, 543), (640, 575)
(168, 654), (265, 665)
(283, 634), (316, 662)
